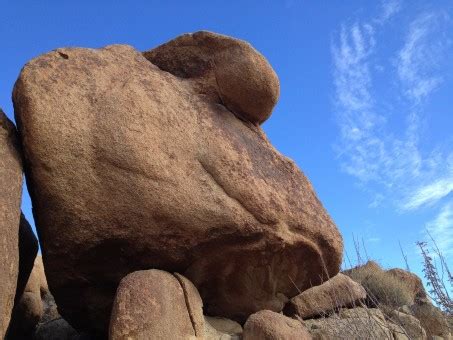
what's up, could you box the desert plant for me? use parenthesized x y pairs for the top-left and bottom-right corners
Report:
(345, 261), (413, 309)
(417, 240), (453, 315)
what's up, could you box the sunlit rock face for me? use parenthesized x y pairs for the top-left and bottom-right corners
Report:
(13, 31), (343, 335)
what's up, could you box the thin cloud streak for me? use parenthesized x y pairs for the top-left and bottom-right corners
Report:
(426, 201), (453, 256)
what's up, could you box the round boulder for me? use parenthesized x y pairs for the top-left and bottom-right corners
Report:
(144, 31), (280, 124)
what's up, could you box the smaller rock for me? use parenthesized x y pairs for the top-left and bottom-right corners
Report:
(14, 214), (39, 304)
(7, 261), (43, 339)
(109, 269), (204, 340)
(389, 310), (427, 340)
(204, 316), (242, 340)
(243, 310), (312, 340)
(284, 273), (366, 319)
(144, 31), (280, 124)
(410, 301), (451, 339)
(34, 318), (90, 340)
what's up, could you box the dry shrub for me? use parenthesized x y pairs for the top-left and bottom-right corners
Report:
(344, 261), (413, 309)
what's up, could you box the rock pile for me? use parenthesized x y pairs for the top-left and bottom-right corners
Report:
(12, 31), (343, 335)
(4, 30), (448, 340)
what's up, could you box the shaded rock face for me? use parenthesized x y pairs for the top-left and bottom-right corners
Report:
(14, 213), (39, 304)
(284, 273), (367, 319)
(7, 215), (39, 340)
(109, 270), (204, 340)
(13, 33), (342, 334)
(243, 310), (312, 340)
(0, 109), (22, 339)
(143, 31), (279, 125)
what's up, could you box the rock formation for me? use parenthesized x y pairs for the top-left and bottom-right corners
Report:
(243, 310), (312, 340)
(13, 31), (343, 334)
(109, 269), (204, 340)
(284, 273), (367, 319)
(0, 109), (23, 338)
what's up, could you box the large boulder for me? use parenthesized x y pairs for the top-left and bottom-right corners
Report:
(284, 273), (367, 319)
(13, 32), (342, 334)
(0, 109), (22, 338)
(243, 310), (312, 340)
(143, 31), (279, 125)
(109, 269), (204, 340)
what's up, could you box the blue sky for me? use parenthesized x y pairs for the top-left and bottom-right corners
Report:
(1, 1), (452, 282)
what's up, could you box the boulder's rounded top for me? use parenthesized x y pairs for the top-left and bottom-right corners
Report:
(143, 30), (280, 125)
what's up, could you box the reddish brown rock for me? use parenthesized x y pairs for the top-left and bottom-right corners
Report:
(284, 273), (366, 319)
(109, 270), (204, 340)
(13, 35), (342, 334)
(144, 31), (279, 125)
(0, 109), (22, 338)
(387, 268), (427, 302)
(243, 310), (312, 340)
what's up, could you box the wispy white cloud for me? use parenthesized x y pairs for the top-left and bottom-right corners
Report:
(398, 13), (448, 103)
(376, 0), (403, 24)
(332, 5), (452, 211)
(403, 177), (453, 210)
(426, 201), (453, 256)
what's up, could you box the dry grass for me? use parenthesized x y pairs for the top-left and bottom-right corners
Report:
(344, 261), (413, 309)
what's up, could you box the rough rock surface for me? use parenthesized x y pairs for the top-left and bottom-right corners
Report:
(0, 109), (22, 338)
(143, 31), (279, 125)
(109, 270), (204, 340)
(284, 273), (366, 319)
(13, 34), (342, 334)
(303, 307), (393, 339)
(243, 310), (312, 340)
(387, 268), (427, 302)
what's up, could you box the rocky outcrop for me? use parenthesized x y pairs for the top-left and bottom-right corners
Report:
(284, 273), (366, 319)
(143, 31), (279, 125)
(0, 109), (23, 338)
(387, 268), (427, 302)
(13, 32), (342, 334)
(109, 270), (204, 340)
(243, 310), (312, 340)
